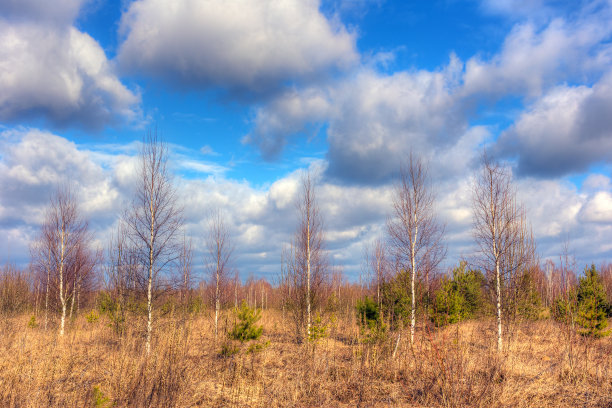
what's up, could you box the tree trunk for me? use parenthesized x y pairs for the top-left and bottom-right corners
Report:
(146, 206), (154, 355)
(69, 277), (76, 320)
(45, 266), (49, 331)
(146, 257), (153, 355)
(306, 220), (311, 338)
(410, 224), (418, 346)
(496, 258), (503, 353)
(77, 279), (81, 315)
(59, 230), (66, 337)
(215, 269), (219, 340)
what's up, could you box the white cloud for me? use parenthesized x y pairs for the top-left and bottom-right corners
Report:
(245, 86), (332, 158)
(248, 56), (469, 184)
(582, 173), (612, 192)
(0, 12), (140, 128)
(494, 71), (612, 176)
(517, 178), (584, 238)
(3, 129), (612, 279)
(0, 128), (119, 223)
(199, 145), (219, 156)
(0, 0), (86, 25)
(245, 4), (612, 183)
(579, 191), (612, 223)
(117, 0), (358, 93)
(463, 15), (612, 98)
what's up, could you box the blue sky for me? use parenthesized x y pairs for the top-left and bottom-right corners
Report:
(2, 0), (612, 281)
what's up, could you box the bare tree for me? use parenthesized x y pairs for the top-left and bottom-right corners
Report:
(233, 270), (240, 310)
(68, 243), (100, 319)
(205, 209), (233, 340)
(472, 153), (530, 353)
(124, 130), (183, 355)
(285, 171), (328, 342)
(33, 185), (90, 336)
(30, 233), (53, 330)
(387, 154), (445, 346)
(178, 234), (193, 306)
(502, 208), (538, 325)
(364, 238), (387, 314)
(105, 220), (143, 334)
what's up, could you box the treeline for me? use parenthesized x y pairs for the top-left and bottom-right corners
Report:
(1, 256), (610, 335)
(371, 260), (612, 334)
(1, 132), (611, 357)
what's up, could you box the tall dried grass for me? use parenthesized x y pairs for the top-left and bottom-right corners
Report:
(0, 311), (610, 407)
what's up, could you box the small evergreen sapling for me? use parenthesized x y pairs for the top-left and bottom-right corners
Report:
(27, 315), (38, 329)
(356, 296), (387, 345)
(432, 263), (484, 326)
(576, 265), (610, 338)
(223, 300), (268, 355)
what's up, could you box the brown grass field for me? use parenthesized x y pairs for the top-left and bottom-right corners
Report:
(0, 310), (610, 407)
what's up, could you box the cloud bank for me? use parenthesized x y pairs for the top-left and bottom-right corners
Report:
(117, 0), (358, 94)
(0, 1), (140, 128)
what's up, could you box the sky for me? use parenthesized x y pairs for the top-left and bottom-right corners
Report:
(2, 0), (612, 282)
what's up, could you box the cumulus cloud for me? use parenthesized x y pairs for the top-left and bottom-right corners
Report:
(0, 0), (85, 25)
(494, 72), (612, 176)
(117, 0), (358, 94)
(579, 191), (612, 224)
(248, 56), (471, 184)
(0, 128), (118, 224)
(3, 129), (612, 278)
(0, 5), (140, 128)
(246, 1), (612, 184)
(463, 12), (612, 98)
(244, 86), (332, 159)
(0, 130), (394, 278)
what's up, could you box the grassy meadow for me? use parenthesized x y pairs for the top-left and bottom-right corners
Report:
(0, 309), (610, 408)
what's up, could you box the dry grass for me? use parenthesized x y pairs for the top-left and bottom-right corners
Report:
(0, 311), (610, 407)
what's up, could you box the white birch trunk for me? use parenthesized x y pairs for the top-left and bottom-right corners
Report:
(59, 229), (66, 337)
(215, 267), (219, 340)
(306, 218), (311, 338)
(496, 258), (502, 352)
(410, 224), (418, 346)
(45, 265), (49, 331)
(69, 277), (76, 320)
(146, 199), (154, 355)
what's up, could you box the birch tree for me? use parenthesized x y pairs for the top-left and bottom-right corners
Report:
(387, 154), (445, 346)
(179, 234), (193, 306)
(364, 238), (387, 314)
(30, 234), (53, 330)
(124, 130), (183, 355)
(205, 209), (233, 340)
(106, 221), (142, 334)
(472, 153), (529, 353)
(286, 171), (327, 342)
(34, 186), (89, 336)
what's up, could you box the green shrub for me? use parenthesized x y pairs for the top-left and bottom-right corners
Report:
(219, 342), (239, 357)
(308, 313), (327, 344)
(355, 296), (387, 345)
(513, 270), (544, 320)
(356, 296), (380, 328)
(432, 262), (485, 326)
(576, 265), (610, 338)
(553, 294), (577, 321)
(221, 301), (268, 356)
(381, 269), (412, 327)
(92, 385), (111, 407)
(27, 315), (38, 329)
(96, 292), (125, 335)
(187, 296), (204, 314)
(86, 310), (100, 324)
(230, 301), (263, 342)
